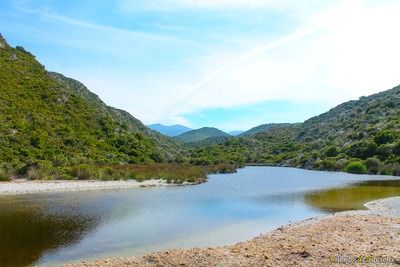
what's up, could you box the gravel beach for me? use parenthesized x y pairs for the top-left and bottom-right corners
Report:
(0, 179), (169, 195)
(63, 197), (400, 267)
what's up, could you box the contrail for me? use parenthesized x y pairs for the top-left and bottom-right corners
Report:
(169, 24), (322, 112)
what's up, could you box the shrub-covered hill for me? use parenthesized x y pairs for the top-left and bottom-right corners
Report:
(240, 123), (292, 136)
(189, 86), (400, 175)
(175, 127), (231, 143)
(0, 34), (182, 176)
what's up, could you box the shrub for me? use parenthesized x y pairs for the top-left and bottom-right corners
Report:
(365, 158), (381, 174)
(393, 166), (400, 176)
(344, 161), (367, 174)
(394, 142), (400, 156)
(374, 130), (398, 145)
(379, 165), (394, 175)
(70, 164), (97, 180)
(0, 168), (10, 181)
(377, 144), (394, 161)
(365, 158), (380, 169)
(319, 159), (336, 171)
(346, 142), (377, 159)
(326, 146), (339, 157)
(27, 167), (48, 180)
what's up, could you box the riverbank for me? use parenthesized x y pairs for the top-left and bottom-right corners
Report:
(63, 197), (400, 266)
(0, 179), (172, 195)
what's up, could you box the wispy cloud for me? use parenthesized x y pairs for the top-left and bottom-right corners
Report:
(40, 12), (191, 44)
(175, 24), (321, 104)
(10, 0), (191, 44)
(4, 0), (400, 130)
(119, 0), (324, 11)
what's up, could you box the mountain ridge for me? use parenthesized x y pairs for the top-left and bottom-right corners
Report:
(189, 85), (400, 175)
(148, 123), (192, 137)
(175, 127), (231, 143)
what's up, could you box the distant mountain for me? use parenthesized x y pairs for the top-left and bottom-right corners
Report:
(241, 123), (292, 136)
(149, 124), (192, 137)
(175, 127), (231, 143)
(229, 130), (244, 136)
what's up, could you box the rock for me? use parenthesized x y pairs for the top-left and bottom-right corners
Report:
(0, 33), (8, 49)
(10, 54), (18, 60)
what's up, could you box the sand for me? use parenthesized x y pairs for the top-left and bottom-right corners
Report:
(0, 179), (170, 195)
(62, 197), (400, 267)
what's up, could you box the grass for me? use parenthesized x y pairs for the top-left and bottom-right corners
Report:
(94, 163), (236, 184)
(3, 163), (236, 184)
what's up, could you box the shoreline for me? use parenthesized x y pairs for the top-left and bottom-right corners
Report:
(63, 197), (400, 266)
(0, 179), (174, 195)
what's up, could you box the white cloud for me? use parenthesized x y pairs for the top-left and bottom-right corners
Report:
(120, 0), (280, 11)
(15, 0), (399, 127)
(147, 0), (400, 124)
(75, 0), (400, 127)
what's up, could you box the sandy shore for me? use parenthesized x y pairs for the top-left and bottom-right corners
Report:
(0, 179), (170, 195)
(63, 197), (400, 267)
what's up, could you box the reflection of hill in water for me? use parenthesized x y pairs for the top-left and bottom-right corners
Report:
(0, 196), (101, 267)
(305, 179), (400, 213)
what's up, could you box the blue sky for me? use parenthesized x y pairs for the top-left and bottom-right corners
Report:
(1, 0), (400, 131)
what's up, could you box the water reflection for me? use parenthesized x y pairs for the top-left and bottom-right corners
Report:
(305, 180), (400, 212)
(0, 196), (100, 267)
(0, 167), (399, 266)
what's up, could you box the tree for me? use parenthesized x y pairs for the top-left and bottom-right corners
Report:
(326, 146), (339, 157)
(374, 130), (398, 145)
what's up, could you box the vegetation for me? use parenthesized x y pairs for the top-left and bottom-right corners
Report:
(344, 161), (367, 174)
(240, 123), (292, 136)
(1, 33), (399, 182)
(188, 85), (400, 176)
(0, 168), (10, 181)
(175, 127), (231, 143)
(0, 34), (237, 183)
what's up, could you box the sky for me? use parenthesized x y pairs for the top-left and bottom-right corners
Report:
(1, 0), (400, 132)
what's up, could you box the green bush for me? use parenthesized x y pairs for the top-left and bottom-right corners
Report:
(0, 168), (10, 181)
(374, 130), (398, 145)
(393, 166), (400, 176)
(394, 142), (400, 156)
(70, 164), (97, 180)
(344, 161), (367, 174)
(27, 167), (48, 180)
(318, 159), (336, 171)
(365, 158), (380, 169)
(326, 146), (339, 157)
(379, 165), (394, 175)
(346, 142), (378, 159)
(365, 158), (381, 174)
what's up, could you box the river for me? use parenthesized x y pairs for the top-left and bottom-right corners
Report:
(0, 166), (399, 266)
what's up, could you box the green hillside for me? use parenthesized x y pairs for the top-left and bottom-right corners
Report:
(175, 127), (231, 143)
(0, 35), (189, 180)
(190, 86), (400, 175)
(240, 123), (292, 136)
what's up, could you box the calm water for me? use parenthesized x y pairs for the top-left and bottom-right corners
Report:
(0, 167), (399, 266)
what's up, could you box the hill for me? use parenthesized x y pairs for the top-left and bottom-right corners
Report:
(0, 34), (185, 179)
(189, 86), (400, 175)
(229, 130), (244, 136)
(240, 123), (292, 136)
(148, 123), (192, 137)
(175, 127), (231, 143)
